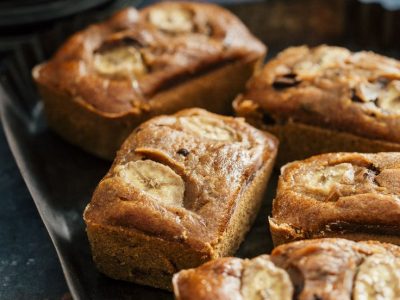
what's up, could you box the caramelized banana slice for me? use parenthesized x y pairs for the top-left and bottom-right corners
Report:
(148, 8), (193, 33)
(353, 254), (400, 300)
(179, 116), (237, 142)
(355, 81), (382, 103)
(94, 46), (147, 79)
(294, 47), (350, 80)
(115, 160), (184, 206)
(241, 256), (293, 300)
(299, 163), (355, 196)
(377, 80), (400, 114)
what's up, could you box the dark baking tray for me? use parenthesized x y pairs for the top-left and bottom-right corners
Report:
(0, 0), (399, 299)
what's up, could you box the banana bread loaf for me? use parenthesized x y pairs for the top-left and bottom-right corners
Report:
(83, 108), (278, 289)
(234, 45), (400, 165)
(173, 238), (400, 300)
(270, 152), (400, 246)
(33, 2), (266, 159)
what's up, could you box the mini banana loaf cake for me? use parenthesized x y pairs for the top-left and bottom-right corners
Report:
(234, 45), (400, 165)
(269, 152), (400, 246)
(173, 238), (400, 300)
(33, 2), (266, 160)
(83, 108), (278, 289)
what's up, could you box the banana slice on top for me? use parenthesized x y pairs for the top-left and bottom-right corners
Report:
(353, 254), (400, 300)
(116, 160), (185, 206)
(179, 116), (237, 142)
(94, 46), (147, 79)
(241, 256), (293, 300)
(293, 47), (350, 81)
(355, 81), (382, 103)
(299, 163), (355, 196)
(148, 8), (193, 34)
(377, 80), (400, 114)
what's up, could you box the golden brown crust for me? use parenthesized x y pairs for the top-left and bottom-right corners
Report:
(37, 59), (258, 159)
(270, 152), (400, 246)
(173, 238), (400, 300)
(33, 2), (266, 159)
(234, 45), (400, 160)
(84, 108), (278, 288)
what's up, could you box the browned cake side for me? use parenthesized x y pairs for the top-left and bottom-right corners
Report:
(234, 45), (400, 165)
(173, 238), (400, 300)
(33, 2), (266, 160)
(270, 152), (400, 246)
(83, 108), (278, 289)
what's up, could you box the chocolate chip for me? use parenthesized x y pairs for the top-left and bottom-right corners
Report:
(350, 89), (363, 103)
(95, 36), (142, 53)
(272, 73), (300, 90)
(120, 37), (142, 47)
(313, 295), (323, 300)
(177, 148), (189, 157)
(368, 164), (380, 175)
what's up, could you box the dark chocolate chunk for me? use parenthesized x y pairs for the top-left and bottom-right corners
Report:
(177, 148), (190, 157)
(95, 36), (142, 53)
(368, 163), (380, 175)
(272, 73), (300, 90)
(350, 88), (363, 103)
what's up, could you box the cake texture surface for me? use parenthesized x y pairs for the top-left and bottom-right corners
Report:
(234, 45), (400, 164)
(83, 108), (278, 289)
(270, 152), (400, 246)
(33, 1), (266, 159)
(173, 238), (400, 300)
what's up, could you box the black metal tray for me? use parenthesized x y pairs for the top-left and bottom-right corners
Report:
(0, 0), (399, 299)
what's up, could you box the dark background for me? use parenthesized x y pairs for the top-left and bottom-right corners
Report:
(0, 125), (69, 299)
